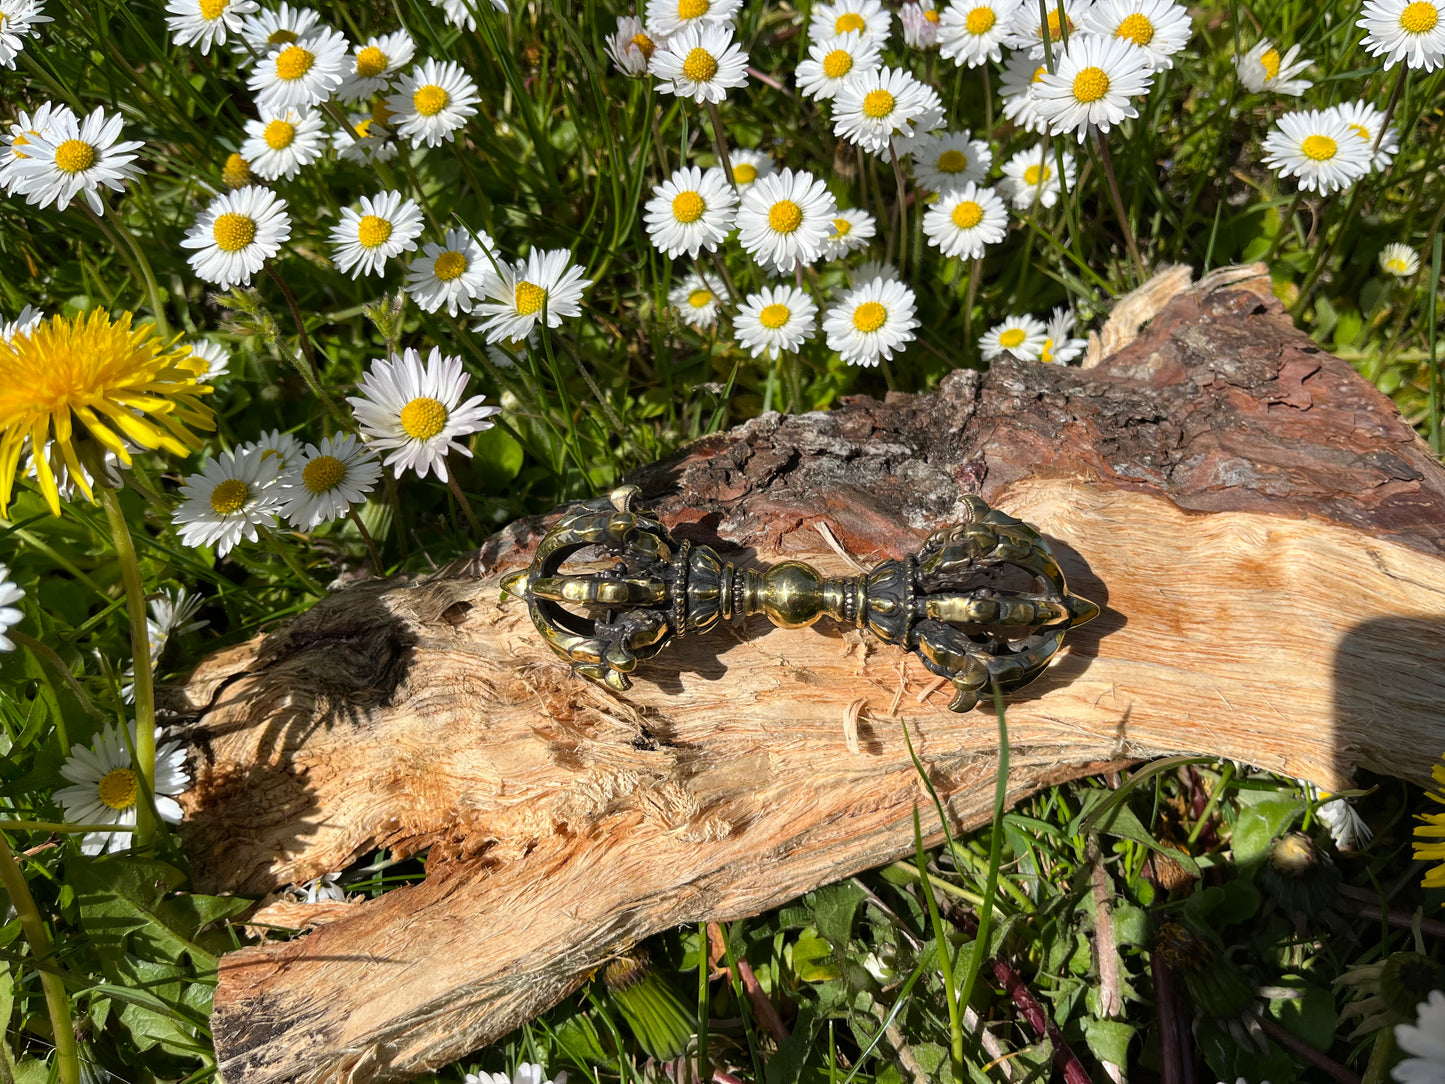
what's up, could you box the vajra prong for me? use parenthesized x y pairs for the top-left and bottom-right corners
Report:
(501, 486), (1100, 712)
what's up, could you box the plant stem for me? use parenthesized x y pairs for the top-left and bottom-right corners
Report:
(1262, 190), (1304, 265)
(445, 470), (484, 536)
(10, 630), (103, 733)
(0, 832), (79, 1084)
(912, 807), (964, 1084)
(1097, 132), (1146, 283)
(704, 100), (735, 189)
(97, 485), (155, 844)
(347, 505), (383, 570)
(1186, 761), (1235, 846)
(264, 262), (319, 372)
(84, 206), (169, 339)
(259, 525), (326, 595)
(888, 140), (909, 272)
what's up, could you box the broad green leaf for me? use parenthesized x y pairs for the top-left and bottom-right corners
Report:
(69, 855), (217, 969)
(807, 882), (867, 950)
(1083, 1018), (1136, 1066)
(1231, 799), (1305, 867)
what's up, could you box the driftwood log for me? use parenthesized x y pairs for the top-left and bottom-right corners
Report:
(169, 265), (1445, 1084)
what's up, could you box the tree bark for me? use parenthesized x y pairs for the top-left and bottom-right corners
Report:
(172, 265), (1445, 1084)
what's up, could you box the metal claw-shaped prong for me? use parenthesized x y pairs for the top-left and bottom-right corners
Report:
(500, 571), (528, 598)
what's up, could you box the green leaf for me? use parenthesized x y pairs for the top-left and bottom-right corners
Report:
(1231, 799), (1305, 867)
(788, 930), (837, 984)
(471, 424), (524, 487)
(1083, 1019), (1136, 1066)
(1079, 791), (1201, 877)
(808, 882), (867, 950)
(1111, 903), (1150, 947)
(68, 854), (218, 970)
(1269, 978), (1337, 1051)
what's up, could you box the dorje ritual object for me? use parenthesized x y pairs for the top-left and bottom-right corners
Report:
(502, 486), (1100, 712)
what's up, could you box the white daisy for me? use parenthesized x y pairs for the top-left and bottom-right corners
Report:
(979, 313), (1047, 359)
(1393, 990), (1445, 1083)
(242, 428), (304, 473)
(473, 249), (594, 343)
(1079, 0), (1191, 70)
(645, 0), (741, 37)
(182, 186), (292, 289)
(347, 347), (502, 481)
(405, 226), (498, 316)
(0, 563), (23, 651)
(644, 165), (738, 259)
(1004, 0), (1092, 55)
(465, 1064), (566, 1084)
(278, 433), (382, 528)
(902, 0), (943, 49)
(1040, 305), (1086, 363)
(1328, 100), (1400, 171)
(999, 50), (1051, 133)
(428, 0), (509, 33)
(385, 58), (480, 148)
(172, 447), (282, 555)
(1359, 0), (1445, 71)
(1234, 39), (1312, 95)
(734, 284), (817, 359)
(55, 722), (189, 856)
(649, 22), (749, 103)
(0, 0), (50, 68)
(121, 586), (210, 701)
(1379, 242), (1420, 277)
(249, 27), (349, 112)
(1316, 797), (1372, 851)
(1261, 108), (1372, 194)
(239, 106), (325, 180)
(188, 339), (230, 382)
(1, 304), (44, 343)
(938, 0), (1020, 66)
(605, 16), (660, 76)
(910, 129), (991, 191)
(233, 1), (320, 55)
(895, 78), (946, 150)
(705, 146), (775, 189)
(0, 101), (73, 195)
(668, 272), (725, 330)
(329, 190), (424, 277)
(332, 113), (397, 163)
(7, 105), (143, 215)
(822, 207), (877, 260)
(301, 871), (348, 902)
(736, 167), (838, 273)
(165, 0), (257, 55)
(824, 277), (918, 367)
(808, 0), (892, 44)
(850, 258), (899, 284)
(832, 66), (931, 156)
(922, 182), (1008, 259)
(796, 31), (882, 101)
(338, 30), (415, 100)
(998, 144), (1077, 209)
(1031, 33), (1155, 142)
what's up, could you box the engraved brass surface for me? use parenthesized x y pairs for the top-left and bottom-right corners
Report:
(502, 486), (1100, 711)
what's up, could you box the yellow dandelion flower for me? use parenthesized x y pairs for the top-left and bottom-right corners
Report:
(0, 310), (214, 515)
(1416, 753), (1445, 889)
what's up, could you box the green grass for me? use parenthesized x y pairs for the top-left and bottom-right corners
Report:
(0, 0), (1443, 1079)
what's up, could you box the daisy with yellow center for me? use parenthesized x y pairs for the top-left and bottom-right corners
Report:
(55, 721), (190, 855)
(1031, 34), (1155, 142)
(808, 0), (892, 44)
(1328, 100), (1400, 171)
(796, 30), (882, 101)
(329, 190), (425, 278)
(979, 313), (1048, 360)
(998, 144), (1077, 209)
(347, 347), (502, 482)
(406, 225), (499, 316)
(1379, 242), (1420, 278)
(248, 27), (347, 112)
(474, 248), (594, 344)
(822, 207), (877, 260)
(0, 0), (50, 69)
(1040, 305), (1086, 364)
(165, 0), (257, 55)
(0, 101), (71, 196)
(1003, 0), (1083, 53)
(736, 167), (838, 274)
(238, 106), (325, 180)
(823, 277), (919, 367)
(1080, 0), (1193, 70)
(278, 433), (382, 528)
(339, 29), (414, 100)
(938, 0), (1020, 66)
(385, 58), (480, 148)
(649, 23), (749, 103)
(1359, 0), (1445, 70)
(998, 50), (1051, 132)
(706, 147), (775, 190)
(333, 109), (398, 164)
(644, 0), (740, 37)
(922, 181), (1008, 260)
(1234, 38), (1312, 95)
(0, 311), (214, 516)
(172, 446), (282, 555)
(1262, 108), (1372, 194)
(645, 165), (739, 259)
(735, 284), (818, 360)
(182, 185), (293, 288)
(668, 272), (725, 330)
(232, 2), (320, 56)
(910, 128), (991, 192)
(901, 0), (942, 49)
(832, 66), (931, 156)
(6, 105), (143, 216)
(605, 15), (658, 76)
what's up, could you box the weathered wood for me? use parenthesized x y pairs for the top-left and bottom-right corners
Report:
(171, 265), (1445, 1084)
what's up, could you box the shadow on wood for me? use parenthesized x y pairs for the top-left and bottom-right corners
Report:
(166, 265), (1445, 1084)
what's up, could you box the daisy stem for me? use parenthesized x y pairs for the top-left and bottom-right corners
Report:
(964, 256), (981, 348)
(97, 485), (155, 845)
(444, 471), (485, 536)
(264, 263), (319, 374)
(0, 831), (80, 1084)
(1373, 65), (1408, 160)
(400, 153), (445, 235)
(1292, 188), (1353, 322)
(84, 207), (170, 341)
(1095, 133), (1146, 283)
(258, 525), (326, 596)
(347, 506), (383, 570)
(888, 140), (909, 273)
(705, 250), (741, 308)
(0, 820), (142, 834)
(1262, 190), (1304, 265)
(9, 630), (102, 736)
(703, 101), (736, 190)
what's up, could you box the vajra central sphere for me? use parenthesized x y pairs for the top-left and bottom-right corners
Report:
(502, 486), (1100, 712)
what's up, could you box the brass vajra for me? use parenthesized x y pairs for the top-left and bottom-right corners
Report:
(501, 486), (1100, 712)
